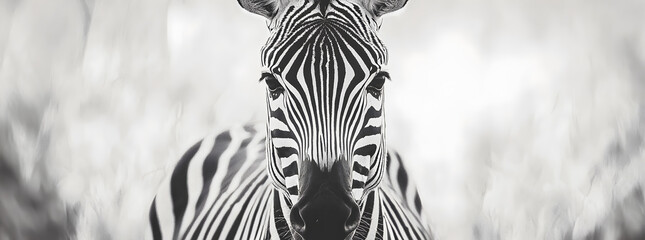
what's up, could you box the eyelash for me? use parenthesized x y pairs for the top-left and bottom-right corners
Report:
(260, 73), (284, 100)
(269, 87), (284, 100)
(260, 71), (390, 99)
(366, 71), (390, 98)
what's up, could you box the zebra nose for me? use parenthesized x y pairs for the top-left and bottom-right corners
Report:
(290, 189), (361, 239)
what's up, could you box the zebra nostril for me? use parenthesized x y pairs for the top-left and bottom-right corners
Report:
(290, 205), (306, 234)
(289, 192), (359, 240)
(345, 201), (361, 232)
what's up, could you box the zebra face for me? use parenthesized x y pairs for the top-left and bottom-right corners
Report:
(240, 0), (407, 238)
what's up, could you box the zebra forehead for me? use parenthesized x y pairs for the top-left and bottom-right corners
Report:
(261, 0), (388, 76)
(269, 0), (381, 40)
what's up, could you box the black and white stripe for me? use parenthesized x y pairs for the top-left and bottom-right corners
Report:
(148, 125), (432, 239)
(149, 0), (432, 239)
(261, 0), (388, 203)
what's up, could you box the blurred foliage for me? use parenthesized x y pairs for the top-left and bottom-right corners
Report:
(0, 0), (644, 239)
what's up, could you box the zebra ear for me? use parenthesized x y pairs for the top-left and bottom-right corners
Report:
(237, 0), (283, 19)
(361, 0), (408, 17)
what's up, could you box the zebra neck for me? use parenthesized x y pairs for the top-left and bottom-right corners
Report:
(271, 189), (384, 240)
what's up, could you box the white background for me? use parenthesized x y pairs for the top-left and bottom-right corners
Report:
(0, 0), (644, 239)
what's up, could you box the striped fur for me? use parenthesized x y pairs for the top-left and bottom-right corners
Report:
(148, 125), (432, 239)
(262, 0), (388, 204)
(149, 0), (433, 239)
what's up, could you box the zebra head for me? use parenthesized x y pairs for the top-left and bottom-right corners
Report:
(239, 0), (407, 239)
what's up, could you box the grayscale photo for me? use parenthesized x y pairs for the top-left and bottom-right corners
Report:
(0, 0), (644, 239)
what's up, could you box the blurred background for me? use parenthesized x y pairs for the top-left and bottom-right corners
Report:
(0, 0), (644, 239)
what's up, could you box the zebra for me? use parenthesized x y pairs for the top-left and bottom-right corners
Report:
(148, 0), (433, 239)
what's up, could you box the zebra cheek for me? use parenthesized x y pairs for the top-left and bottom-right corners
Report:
(367, 93), (383, 109)
(289, 194), (299, 205)
(351, 154), (370, 201)
(352, 188), (364, 202)
(268, 93), (285, 111)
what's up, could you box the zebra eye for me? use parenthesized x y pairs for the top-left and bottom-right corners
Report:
(261, 72), (284, 100)
(366, 71), (390, 98)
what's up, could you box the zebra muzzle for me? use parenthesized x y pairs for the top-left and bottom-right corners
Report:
(290, 160), (361, 240)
